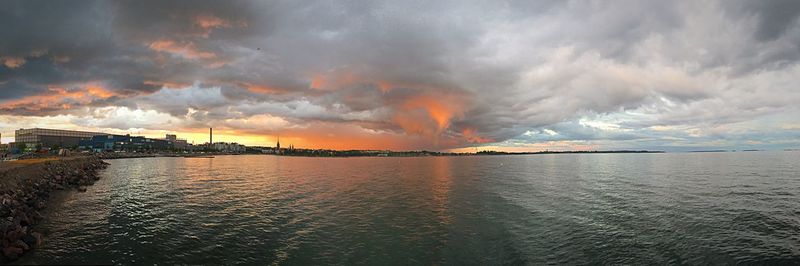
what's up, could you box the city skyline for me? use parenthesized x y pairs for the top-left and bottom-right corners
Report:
(2, 1), (800, 152)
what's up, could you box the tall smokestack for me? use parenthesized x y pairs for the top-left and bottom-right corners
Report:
(209, 128), (213, 145)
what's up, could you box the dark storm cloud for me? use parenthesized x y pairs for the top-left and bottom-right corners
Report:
(1, 0), (799, 150)
(740, 0), (800, 42)
(0, 80), (45, 100)
(0, 1), (113, 57)
(1, 0), (260, 100)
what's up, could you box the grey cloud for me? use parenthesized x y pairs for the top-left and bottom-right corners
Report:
(737, 0), (800, 42)
(0, 80), (46, 101)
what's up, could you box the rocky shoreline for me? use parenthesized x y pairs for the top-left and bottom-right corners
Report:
(0, 156), (108, 262)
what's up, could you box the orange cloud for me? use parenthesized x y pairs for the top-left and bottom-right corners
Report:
(462, 128), (494, 143)
(0, 83), (116, 112)
(247, 85), (285, 94)
(308, 71), (472, 144)
(85, 84), (115, 98)
(250, 120), (500, 151)
(375, 81), (394, 93)
(394, 94), (467, 136)
(148, 39), (216, 59)
(309, 72), (360, 90)
(195, 14), (233, 29)
(1, 56), (25, 68)
(161, 122), (425, 150)
(266, 123), (431, 150)
(193, 14), (246, 37)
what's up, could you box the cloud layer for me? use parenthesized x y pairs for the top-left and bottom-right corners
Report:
(1, 0), (799, 151)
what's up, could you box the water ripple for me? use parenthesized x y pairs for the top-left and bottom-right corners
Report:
(18, 152), (800, 264)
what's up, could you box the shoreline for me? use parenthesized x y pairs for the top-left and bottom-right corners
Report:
(3, 149), (672, 163)
(0, 156), (108, 262)
(92, 150), (668, 160)
(95, 152), (247, 160)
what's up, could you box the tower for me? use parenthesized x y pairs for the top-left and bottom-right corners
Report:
(209, 128), (213, 145)
(276, 135), (281, 155)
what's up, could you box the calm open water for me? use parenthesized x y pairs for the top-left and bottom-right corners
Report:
(19, 152), (800, 265)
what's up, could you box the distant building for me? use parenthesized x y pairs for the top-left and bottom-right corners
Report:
(164, 134), (188, 150)
(15, 128), (105, 150)
(261, 147), (282, 154)
(79, 134), (169, 152)
(211, 142), (246, 153)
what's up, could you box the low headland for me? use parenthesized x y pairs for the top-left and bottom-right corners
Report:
(0, 156), (108, 262)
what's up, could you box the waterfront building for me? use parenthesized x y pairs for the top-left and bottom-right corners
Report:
(185, 143), (203, 152)
(14, 128), (105, 150)
(79, 134), (170, 152)
(164, 134), (188, 150)
(261, 147), (280, 154)
(211, 142), (246, 153)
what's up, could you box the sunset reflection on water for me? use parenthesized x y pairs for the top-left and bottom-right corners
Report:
(24, 153), (800, 265)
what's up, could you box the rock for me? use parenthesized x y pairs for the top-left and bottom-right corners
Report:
(2, 246), (22, 260)
(21, 234), (36, 249)
(31, 211), (43, 222)
(18, 213), (29, 227)
(13, 239), (29, 251)
(0, 221), (10, 236)
(6, 227), (24, 243)
(30, 232), (42, 248)
(34, 200), (45, 210)
(0, 156), (109, 260)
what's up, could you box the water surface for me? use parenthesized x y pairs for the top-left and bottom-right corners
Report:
(22, 152), (800, 264)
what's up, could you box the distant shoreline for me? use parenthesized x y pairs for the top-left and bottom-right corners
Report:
(15, 149), (790, 163)
(9, 149), (789, 162)
(85, 150), (666, 159)
(472, 150), (664, 156)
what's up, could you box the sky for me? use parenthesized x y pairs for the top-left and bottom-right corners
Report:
(1, 0), (799, 152)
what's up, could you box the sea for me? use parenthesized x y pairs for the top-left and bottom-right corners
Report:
(19, 152), (800, 264)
